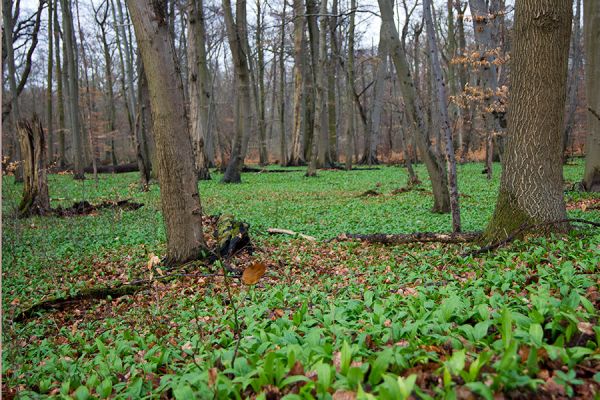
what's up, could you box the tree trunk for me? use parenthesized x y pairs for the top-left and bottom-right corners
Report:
(288, 0), (306, 166)
(75, 0), (98, 183)
(94, 0), (118, 168)
(3, 0), (23, 181)
(278, 2), (288, 166)
(469, 0), (502, 179)
(255, 0), (269, 165)
(563, 0), (582, 160)
(46, 0), (54, 164)
(54, 1), (67, 168)
(484, 0), (572, 242)
(187, 0), (212, 180)
(18, 116), (50, 217)
(345, 0), (356, 171)
(378, 0), (451, 213)
(306, 0), (328, 176)
(582, 0), (600, 191)
(127, 0), (207, 264)
(366, 22), (389, 166)
(423, 0), (461, 232)
(135, 59), (153, 189)
(59, 0), (85, 179)
(221, 0), (252, 183)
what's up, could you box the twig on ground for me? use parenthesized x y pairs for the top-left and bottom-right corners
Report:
(267, 228), (317, 242)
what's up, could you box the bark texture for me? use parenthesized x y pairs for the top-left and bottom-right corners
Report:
(484, 0), (572, 242)
(222, 0), (252, 183)
(378, 0), (450, 213)
(127, 0), (206, 264)
(18, 116), (50, 217)
(583, 0), (600, 191)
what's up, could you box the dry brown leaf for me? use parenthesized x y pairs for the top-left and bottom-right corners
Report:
(147, 253), (160, 270)
(577, 321), (594, 335)
(332, 390), (356, 400)
(242, 262), (267, 285)
(208, 368), (218, 387)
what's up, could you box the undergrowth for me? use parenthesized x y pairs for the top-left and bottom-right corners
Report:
(2, 162), (599, 399)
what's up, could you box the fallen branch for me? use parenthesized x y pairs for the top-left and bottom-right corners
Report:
(267, 228), (317, 242)
(14, 269), (240, 323)
(333, 232), (481, 244)
(463, 218), (600, 257)
(14, 282), (147, 322)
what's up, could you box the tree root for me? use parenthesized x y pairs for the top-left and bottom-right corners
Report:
(464, 218), (600, 257)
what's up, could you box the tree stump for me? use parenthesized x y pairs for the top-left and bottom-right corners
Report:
(18, 115), (50, 217)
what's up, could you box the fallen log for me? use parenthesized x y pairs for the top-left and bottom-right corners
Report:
(14, 282), (148, 322)
(333, 232), (482, 245)
(267, 228), (317, 242)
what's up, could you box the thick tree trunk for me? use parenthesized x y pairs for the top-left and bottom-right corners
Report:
(424, 0), (461, 232)
(378, 0), (451, 213)
(18, 116), (50, 217)
(583, 0), (600, 191)
(127, 0), (206, 264)
(484, 0), (572, 242)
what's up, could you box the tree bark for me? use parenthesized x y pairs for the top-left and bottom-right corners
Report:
(54, 1), (67, 167)
(582, 0), (600, 191)
(59, 0), (85, 179)
(563, 0), (582, 160)
(187, 0), (212, 180)
(345, 0), (357, 171)
(469, 0), (502, 179)
(378, 0), (451, 213)
(278, 2), (288, 166)
(484, 0), (572, 242)
(46, 0), (54, 163)
(127, 0), (207, 264)
(306, 0), (328, 176)
(366, 22), (389, 166)
(288, 0), (306, 166)
(221, 0), (253, 183)
(18, 116), (50, 217)
(423, 0), (461, 232)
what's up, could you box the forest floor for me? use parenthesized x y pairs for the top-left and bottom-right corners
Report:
(2, 161), (600, 399)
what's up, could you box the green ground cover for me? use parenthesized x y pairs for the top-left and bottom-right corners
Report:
(2, 162), (599, 399)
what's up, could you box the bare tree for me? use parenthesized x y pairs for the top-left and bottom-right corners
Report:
(288, 0), (307, 166)
(423, 0), (461, 232)
(306, 0), (328, 176)
(378, 0), (451, 213)
(59, 0), (85, 179)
